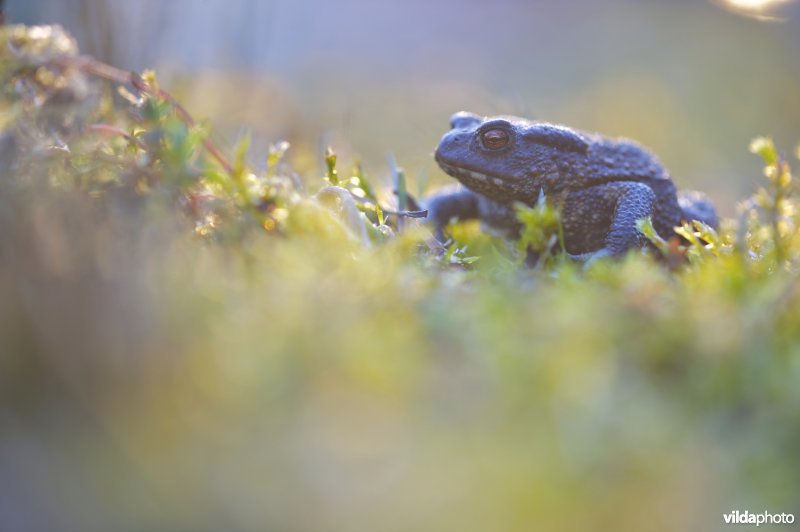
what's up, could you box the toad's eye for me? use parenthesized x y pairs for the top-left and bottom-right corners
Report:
(481, 128), (510, 150)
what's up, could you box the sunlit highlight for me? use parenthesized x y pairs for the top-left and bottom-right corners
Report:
(714, 0), (795, 20)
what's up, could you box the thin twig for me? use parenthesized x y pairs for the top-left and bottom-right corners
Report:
(86, 123), (146, 148)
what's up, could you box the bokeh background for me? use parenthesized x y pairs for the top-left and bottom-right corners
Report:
(11, 0), (800, 212)
(4, 2), (800, 531)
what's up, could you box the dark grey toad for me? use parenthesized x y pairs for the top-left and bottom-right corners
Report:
(426, 111), (717, 262)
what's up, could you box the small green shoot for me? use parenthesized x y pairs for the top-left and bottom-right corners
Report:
(514, 192), (564, 267)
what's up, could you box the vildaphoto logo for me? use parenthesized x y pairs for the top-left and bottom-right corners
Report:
(723, 510), (795, 526)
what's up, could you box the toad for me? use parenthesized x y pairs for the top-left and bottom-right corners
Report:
(427, 111), (717, 262)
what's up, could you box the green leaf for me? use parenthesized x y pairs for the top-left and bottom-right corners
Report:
(750, 136), (778, 167)
(324, 147), (339, 186)
(637, 217), (670, 255)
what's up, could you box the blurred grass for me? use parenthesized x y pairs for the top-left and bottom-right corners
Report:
(2, 22), (800, 532)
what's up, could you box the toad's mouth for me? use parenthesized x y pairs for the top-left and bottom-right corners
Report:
(435, 158), (509, 187)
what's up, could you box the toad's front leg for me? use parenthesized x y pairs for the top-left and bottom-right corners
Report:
(422, 186), (480, 242)
(564, 181), (657, 261)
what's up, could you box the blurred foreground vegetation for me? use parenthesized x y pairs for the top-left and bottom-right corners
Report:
(1, 25), (800, 532)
